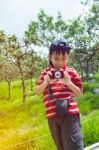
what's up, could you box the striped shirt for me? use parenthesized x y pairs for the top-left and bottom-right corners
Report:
(37, 66), (83, 119)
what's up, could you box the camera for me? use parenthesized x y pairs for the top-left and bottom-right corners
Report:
(50, 69), (64, 79)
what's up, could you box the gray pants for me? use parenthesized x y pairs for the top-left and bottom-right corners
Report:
(48, 114), (84, 150)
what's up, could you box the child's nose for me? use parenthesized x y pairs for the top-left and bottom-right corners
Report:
(58, 61), (63, 65)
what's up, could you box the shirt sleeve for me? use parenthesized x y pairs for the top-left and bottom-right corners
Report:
(72, 69), (83, 92)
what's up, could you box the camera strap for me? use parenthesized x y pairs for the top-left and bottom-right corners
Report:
(48, 85), (74, 103)
(48, 85), (54, 100)
(47, 85), (70, 117)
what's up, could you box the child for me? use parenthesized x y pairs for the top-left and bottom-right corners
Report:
(35, 40), (84, 150)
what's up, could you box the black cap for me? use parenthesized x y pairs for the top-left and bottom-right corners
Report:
(49, 40), (71, 55)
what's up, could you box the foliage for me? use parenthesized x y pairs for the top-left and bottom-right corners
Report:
(94, 73), (99, 81)
(83, 81), (99, 92)
(82, 110), (99, 147)
(78, 79), (99, 115)
(0, 0), (99, 84)
(24, 1), (99, 79)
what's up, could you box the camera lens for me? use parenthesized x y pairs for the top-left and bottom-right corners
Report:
(55, 71), (62, 79)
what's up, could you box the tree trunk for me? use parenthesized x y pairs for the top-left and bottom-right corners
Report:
(30, 77), (33, 92)
(86, 60), (89, 80)
(81, 69), (84, 80)
(79, 62), (84, 80)
(17, 59), (26, 102)
(21, 78), (26, 102)
(7, 79), (11, 100)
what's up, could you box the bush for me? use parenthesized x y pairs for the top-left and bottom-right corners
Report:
(83, 82), (99, 93)
(78, 92), (93, 115)
(82, 111), (99, 147)
(94, 73), (99, 82)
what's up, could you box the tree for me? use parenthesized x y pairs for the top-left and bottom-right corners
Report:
(0, 63), (19, 99)
(24, 6), (99, 80)
(0, 30), (6, 69)
(55, 12), (68, 40)
(4, 35), (27, 102)
(65, 0), (99, 79)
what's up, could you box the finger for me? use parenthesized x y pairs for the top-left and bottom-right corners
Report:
(54, 78), (58, 82)
(64, 71), (68, 76)
(47, 71), (52, 75)
(50, 79), (57, 83)
(47, 71), (52, 76)
(64, 75), (67, 78)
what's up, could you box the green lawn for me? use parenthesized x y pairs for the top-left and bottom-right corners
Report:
(0, 79), (99, 150)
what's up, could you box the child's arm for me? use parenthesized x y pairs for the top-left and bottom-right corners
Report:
(35, 71), (57, 95)
(35, 72), (52, 95)
(67, 82), (83, 97)
(35, 80), (49, 95)
(62, 70), (83, 97)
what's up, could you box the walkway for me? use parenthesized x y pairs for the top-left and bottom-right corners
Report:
(85, 142), (99, 150)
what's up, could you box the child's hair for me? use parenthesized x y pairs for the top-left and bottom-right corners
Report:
(49, 40), (71, 66)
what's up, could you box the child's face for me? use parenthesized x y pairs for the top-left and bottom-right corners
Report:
(49, 52), (69, 68)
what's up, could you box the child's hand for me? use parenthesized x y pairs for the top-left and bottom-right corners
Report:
(64, 71), (72, 86)
(59, 71), (72, 86)
(43, 71), (51, 84)
(44, 71), (57, 84)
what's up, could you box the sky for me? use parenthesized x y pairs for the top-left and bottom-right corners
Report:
(0, 0), (85, 39)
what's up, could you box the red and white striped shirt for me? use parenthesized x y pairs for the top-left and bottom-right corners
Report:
(38, 66), (83, 119)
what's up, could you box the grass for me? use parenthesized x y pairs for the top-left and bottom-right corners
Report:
(78, 81), (99, 115)
(0, 79), (99, 149)
(81, 110), (99, 147)
(0, 80), (55, 150)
